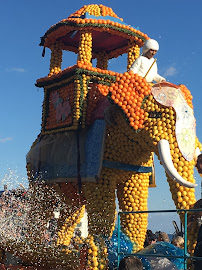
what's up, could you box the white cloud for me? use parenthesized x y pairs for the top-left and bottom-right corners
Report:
(5, 67), (25, 73)
(0, 137), (13, 143)
(163, 66), (177, 77)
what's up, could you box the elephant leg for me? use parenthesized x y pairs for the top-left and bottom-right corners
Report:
(55, 182), (86, 247)
(81, 168), (117, 269)
(27, 182), (85, 248)
(117, 171), (150, 251)
(82, 167), (117, 238)
(82, 235), (108, 270)
(26, 183), (61, 246)
(57, 204), (85, 247)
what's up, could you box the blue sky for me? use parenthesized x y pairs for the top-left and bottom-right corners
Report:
(1, 0), (202, 229)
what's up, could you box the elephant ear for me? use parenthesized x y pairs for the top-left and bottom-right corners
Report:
(151, 82), (196, 161)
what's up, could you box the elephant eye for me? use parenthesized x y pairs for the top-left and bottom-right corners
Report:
(148, 111), (162, 118)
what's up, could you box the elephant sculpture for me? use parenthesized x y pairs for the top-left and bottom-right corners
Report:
(77, 73), (201, 252)
(102, 73), (201, 253)
(24, 70), (202, 269)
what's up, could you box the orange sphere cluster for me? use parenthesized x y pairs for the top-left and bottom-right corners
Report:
(143, 95), (198, 203)
(81, 74), (88, 128)
(82, 168), (116, 268)
(99, 4), (120, 18)
(74, 79), (81, 122)
(49, 40), (63, 76)
(68, 4), (148, 42)
(117, 172), (150, 251)
(97, 84), (109, 96)
(127, 43), (140, 70)
(103, 119), (154, 251)
(77, 61), (117, 76)
(70, 4), (120, 20)
(187, 219), (200, 256)
(82, 168), (117, 238)
(57, 205), (85, 247)
(41, 4), (149, 61)
(179, 84), (193, 109)
(81, 4), (101, 16)
(110, 71), (151, 130)
(78, 31), (92, 65)
(85, 236), (108, 270)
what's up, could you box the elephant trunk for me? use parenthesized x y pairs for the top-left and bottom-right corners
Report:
(158, 139), (197, 188)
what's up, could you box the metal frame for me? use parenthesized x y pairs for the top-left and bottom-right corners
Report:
(117, 209), (202, 270)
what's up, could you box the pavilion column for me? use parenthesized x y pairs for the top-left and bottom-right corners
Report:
(77, 31), (92, 66)
(127, 42), (140, 70)
(49, 40), (63, 76)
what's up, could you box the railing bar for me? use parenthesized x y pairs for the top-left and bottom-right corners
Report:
(118, 252), (189, 259)
(120, 209), (202, 214)
(184, 211), (188, 270)
(117, 252), (202, 260)
(117, 209), (202, 269)
(117, 212), (121, 267)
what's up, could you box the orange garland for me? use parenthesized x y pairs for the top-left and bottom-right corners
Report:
(179, 84), (193, 109)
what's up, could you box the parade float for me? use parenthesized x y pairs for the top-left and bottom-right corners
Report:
(0, 4), (202, 270)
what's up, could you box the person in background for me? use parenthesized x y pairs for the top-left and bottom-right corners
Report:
(118, 256), (143, 270)
(128, 39), (166, 83)
(148, 232), (157, 245)
(196, 153), (202, 176)
(144, 230), (157, 247)
(156, 231), (170, 243)
(144, 230), (151, 247)
(171, 236), (184, 249)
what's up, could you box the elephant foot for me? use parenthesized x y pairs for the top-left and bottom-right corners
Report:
(57, 205), (85, 247)
(82, 235), (108, 270)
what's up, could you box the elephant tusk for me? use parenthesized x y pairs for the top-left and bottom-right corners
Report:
(158, 139), (197, 188)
